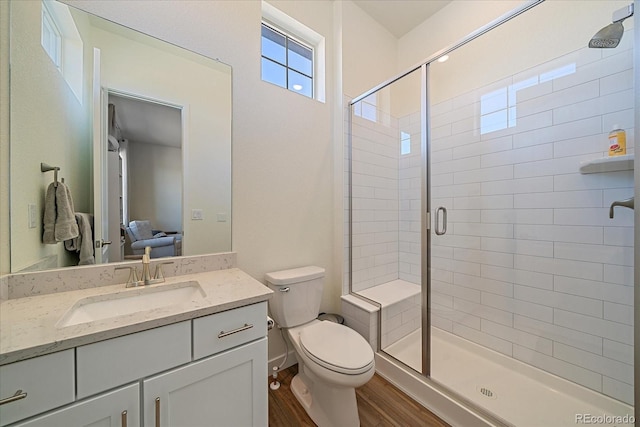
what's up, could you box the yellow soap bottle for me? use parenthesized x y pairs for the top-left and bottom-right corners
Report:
(608, 125), (626, 156)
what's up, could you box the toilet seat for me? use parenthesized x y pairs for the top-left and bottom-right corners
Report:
(299, 321), (374, 375)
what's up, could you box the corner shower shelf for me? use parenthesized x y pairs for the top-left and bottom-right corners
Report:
(579, 154), (634, 174)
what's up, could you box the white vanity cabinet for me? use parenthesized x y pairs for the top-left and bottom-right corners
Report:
(143, 338), (267, 427)
(0, 302), (268, 427)
(76, 321), (192, 399)
(13, 384), (140, 427)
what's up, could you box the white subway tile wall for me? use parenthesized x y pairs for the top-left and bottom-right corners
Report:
(341, 295), (379, 351)
(351, 110), (402, 293)
(347, 39), (634, 405)
(431, 43), (634, 404)
(349, 90), (424, 346)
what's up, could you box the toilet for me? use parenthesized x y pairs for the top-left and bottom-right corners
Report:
(265, 266), (375, 427)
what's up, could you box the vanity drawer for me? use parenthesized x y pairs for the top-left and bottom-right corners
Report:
(76, 321), (191, 399)
(0, 349), (75, 426)
(193, 302), (267, 359)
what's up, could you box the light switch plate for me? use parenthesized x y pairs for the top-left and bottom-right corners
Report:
(28, 203), (37, 228)
(191, 209), (204, 220)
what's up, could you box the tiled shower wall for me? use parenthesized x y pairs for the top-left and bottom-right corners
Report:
(430, 43), (635, 404)
(350, 104), (423, 348)
(398, 113), (422, 285)
(350, 107), (423, 292)
(350, 112), (400, 293)
(349, 39), (634, 405)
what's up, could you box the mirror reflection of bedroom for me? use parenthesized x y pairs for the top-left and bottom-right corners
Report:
(107, 93), (183, 261)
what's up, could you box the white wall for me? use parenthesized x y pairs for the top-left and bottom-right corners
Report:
(128, 142), (182, 232)
(397, 0), (526, 72)
(340, 0), (398, 98)
(8, 0), (91, 272)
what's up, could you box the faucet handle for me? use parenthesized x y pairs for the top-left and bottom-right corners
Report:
(115, 266), (139, 287)
(153, 261), (174, 281)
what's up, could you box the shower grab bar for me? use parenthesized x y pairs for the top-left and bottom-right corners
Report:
(435, 207), (447, 235)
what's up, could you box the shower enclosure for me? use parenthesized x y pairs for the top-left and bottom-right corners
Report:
(347, 1), (636, 425)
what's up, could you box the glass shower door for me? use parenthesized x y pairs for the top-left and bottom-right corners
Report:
(427, 1), (634, 424)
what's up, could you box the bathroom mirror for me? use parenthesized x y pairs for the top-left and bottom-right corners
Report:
(9, 0), (232, 272)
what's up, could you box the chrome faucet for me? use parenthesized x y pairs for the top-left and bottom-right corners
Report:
(609, 197), (634, 218)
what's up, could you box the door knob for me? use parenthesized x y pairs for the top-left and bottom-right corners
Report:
(95, 240), (112, 248)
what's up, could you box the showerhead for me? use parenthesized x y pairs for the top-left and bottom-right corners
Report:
(589, 3), (634, 48)
(589, 21), (624, 48)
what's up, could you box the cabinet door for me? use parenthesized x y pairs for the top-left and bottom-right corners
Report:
(143, 338), (267, 427)
(14, 383), (139, 427)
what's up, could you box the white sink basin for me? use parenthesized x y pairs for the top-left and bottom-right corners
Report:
(57, 281), (205, 328)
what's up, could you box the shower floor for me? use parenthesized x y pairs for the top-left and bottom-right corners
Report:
(384, 328), (634, 427)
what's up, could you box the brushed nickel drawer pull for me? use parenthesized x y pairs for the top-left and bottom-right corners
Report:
(0, 390), (27, 405)
(155, 397), (160, 427)
(218, 323), (254, 338)
(121, 410), (128, 427)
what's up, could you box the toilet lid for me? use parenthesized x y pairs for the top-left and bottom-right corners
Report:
(299, 321), (374, 375)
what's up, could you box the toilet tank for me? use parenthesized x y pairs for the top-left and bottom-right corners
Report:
(265, 266), (325, 328)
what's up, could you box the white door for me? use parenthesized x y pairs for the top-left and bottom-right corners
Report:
(92, 48), (110, 263)
(143, 339), (268, 427)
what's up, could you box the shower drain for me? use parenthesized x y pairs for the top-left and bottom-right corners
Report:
(476, 386), (497, 400)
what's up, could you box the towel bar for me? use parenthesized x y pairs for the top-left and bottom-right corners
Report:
(41, 162), (60, 187)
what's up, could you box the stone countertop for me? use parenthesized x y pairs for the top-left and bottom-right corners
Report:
(0, 268), (272, 365)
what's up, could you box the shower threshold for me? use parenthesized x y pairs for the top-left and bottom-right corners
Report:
(383, 328), (633, 427)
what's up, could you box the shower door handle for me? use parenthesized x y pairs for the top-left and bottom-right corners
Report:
(435, 207), (447, 235)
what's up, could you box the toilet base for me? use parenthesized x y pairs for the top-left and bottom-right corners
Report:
(290, 367), (360, 427)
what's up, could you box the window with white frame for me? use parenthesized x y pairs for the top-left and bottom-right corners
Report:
(41, 2), (62, 69)
(261, 1), (326, 102)
(40, 1), (84, 103)
(261, 23), (314, 98)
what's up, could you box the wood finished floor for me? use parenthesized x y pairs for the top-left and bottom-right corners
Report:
(268, 364), (450, 427)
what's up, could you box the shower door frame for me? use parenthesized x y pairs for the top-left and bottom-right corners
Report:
(349, 0), (545, 378)
(349, 0), (640, 416)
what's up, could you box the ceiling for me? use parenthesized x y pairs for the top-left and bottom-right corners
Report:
(109, 94), (182, 148)
(352, 0), (452, 38)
